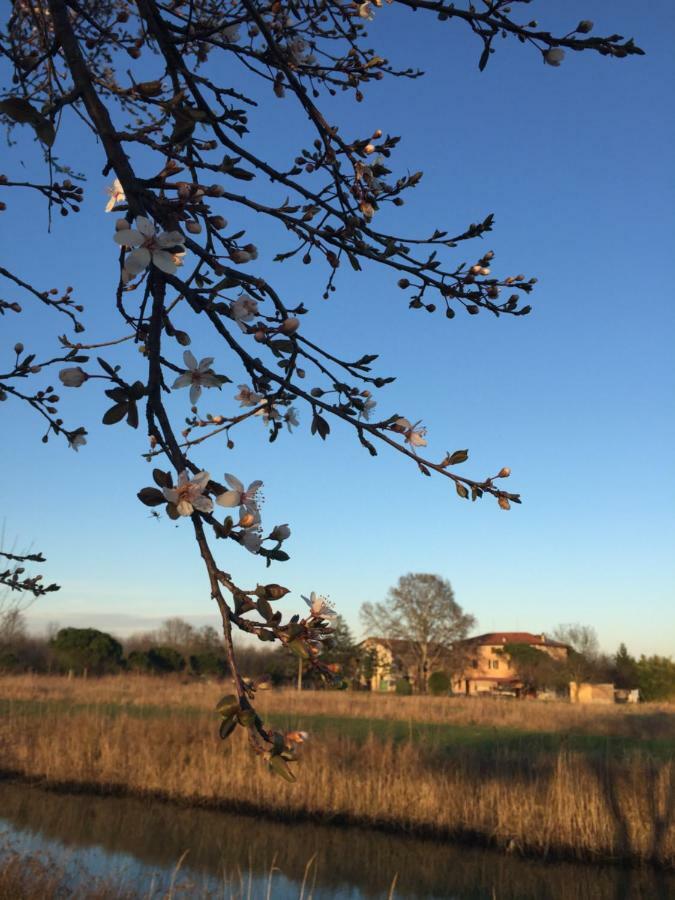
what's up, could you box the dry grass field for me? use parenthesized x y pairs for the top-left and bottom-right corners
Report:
(0, 675), (673, 867)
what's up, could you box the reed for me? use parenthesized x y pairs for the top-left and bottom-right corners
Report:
(0, 684), (673, 867)
(1, 673), (672, 740)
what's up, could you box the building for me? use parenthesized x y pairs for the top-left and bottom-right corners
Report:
(358, 637), (455, 692)
(452, 632), (569, 697)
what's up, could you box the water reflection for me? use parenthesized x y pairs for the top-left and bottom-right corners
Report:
(0, 782), (672, 899)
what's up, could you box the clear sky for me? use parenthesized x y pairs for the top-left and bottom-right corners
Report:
(3, 1), (674, 657)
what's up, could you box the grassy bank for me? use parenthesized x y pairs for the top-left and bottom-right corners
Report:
(1, 676), (673, 867)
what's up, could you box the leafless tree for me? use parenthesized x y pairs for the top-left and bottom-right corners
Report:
(360, 573), (475, 692)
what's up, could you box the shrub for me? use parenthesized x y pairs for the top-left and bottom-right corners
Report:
(428, 671), (451, 696)
(50, 628), (123, 675)
(395, 679), (413, 695)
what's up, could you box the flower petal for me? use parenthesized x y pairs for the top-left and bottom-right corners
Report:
(124, 247), (151, 274)
(114, 229), (144, 248)
(192, 494), (214, 514)
(189, 383), (202, 405)
(225, 473), (245, 493)
(172, 373), (192, 389)
(176, 499), (193, 516)
(157, 230), (185, 248)
(151, 250), (177, 274)
(197, 357), (215, 372)
(183, 350), (198, 371)
(135, 216), (155, 237)
(216, 490), (241, 508)
(192, 471), (211, 489)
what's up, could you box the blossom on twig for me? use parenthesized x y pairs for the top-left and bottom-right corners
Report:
(302, 592), (336, 619)
(163, 470), (213, 516)
(216, 474), (263, 517)
(113, 216), (185, 277)
(234, 384), (263, 408)
(105, 178), (125, 212)
(391, 417), (427, 448)
(172, 350), (222, 405)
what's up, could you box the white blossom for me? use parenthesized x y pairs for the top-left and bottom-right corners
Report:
(68, 430), (87, 451)
(241, 528), (262, 554)
(105, 178), (125, 212)
(163, 470), (213, 516)
(302, 592), (336, 619)
(255, 399), (281, 424)
(172, 350), (222, 405)
(216, 474), (263, 517)
(544, 48), (565, 67)
(222, 24), (240, 43)
(392, 417), (427, 448)
(114, 215), (185, 277)
(59, 367), (88, 388)
(234, 384), (262, 408)
(360, 398), (376, 421)
(230, 295), (259, 327)
(284, 406), (300, 432)
(358, 2), (374, 21)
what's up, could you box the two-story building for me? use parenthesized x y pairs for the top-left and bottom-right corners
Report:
(452, 631), (569, 696)
(358, 637), (455, 692)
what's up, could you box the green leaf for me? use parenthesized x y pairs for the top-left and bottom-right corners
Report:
(0, 97), (55, 146)
(102, 402), (128, 425)
(152, 469), (173, 489)
(257, 597), (274, 621)
(448, 449), (469, 465)
(288, 638), (310, 659)
(269, 754), (296, 782)
(237, 708), (256, 727)
(137, 487), (166, 507)
(219, 715), (238, 740)
(215, 694), (239, 715)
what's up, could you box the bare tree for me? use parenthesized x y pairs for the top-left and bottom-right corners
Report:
(361, 573), (475, 692)
(552, 623), (600, 659)
(0, 1), (642, 771)
(553, 622), (600, 683)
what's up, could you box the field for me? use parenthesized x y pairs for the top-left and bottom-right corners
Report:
(0, 675), (673, 868)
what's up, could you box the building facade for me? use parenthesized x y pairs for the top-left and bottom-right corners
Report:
(452, 631), (569, 696)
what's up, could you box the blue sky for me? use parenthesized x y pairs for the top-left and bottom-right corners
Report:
(3, 1), (674, 656)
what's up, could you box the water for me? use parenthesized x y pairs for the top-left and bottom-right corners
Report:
(0, 782), (672, 899)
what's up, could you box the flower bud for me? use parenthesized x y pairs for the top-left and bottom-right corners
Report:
(498, 467), (511, 478)
(270, 524), (291, 542)
(59, 367), (88, 388)
(209, 216), (227, 230)
(577, 20), (593, 33)
(186, 220), (202, 234)
(208, 184), (226, 196)
(279, 317), (300, 335)
(239, 512), (256, 528)
(14, 342), (24, 354)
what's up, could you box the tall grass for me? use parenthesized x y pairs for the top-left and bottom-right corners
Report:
(0, 689), (673, 866)
(1, 673), (672, 739)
